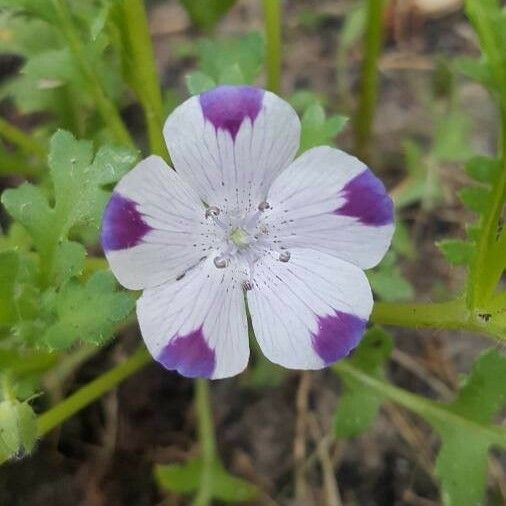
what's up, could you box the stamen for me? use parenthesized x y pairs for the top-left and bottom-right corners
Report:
(242, 280), (253, 291)
(214, 255), (228, 269)
(258, 201), (270, 211)
(279, 250), (291, 262)
(205, 206), (220, 218)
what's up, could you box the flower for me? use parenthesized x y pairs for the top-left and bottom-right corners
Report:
(101, 85), (394, 379)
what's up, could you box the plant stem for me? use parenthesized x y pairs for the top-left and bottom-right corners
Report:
(192, 379), (217, 506)
(371, 299), (503, 340)
(0, 118), (47, 161)
(51, 0), (134, 147)
(333, 361), (506, 447)
(119, 0), (169, 160)
(262, 0), (282, 94)
(352, 0), (387, 160)
(37, 346), (150, 437)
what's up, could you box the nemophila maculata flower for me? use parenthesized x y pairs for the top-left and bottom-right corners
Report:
(101, 85), (394, 379)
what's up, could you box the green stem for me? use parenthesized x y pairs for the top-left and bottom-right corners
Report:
(119, 0), (169, 160)
(371, 299), (502, 340)
(262, 0), (282, 94)
(192, 379), (217, 506)
(51, 0), (134, 147)
(0, 117), (47, 161)
(352, 0), (387, 160)
(334, 361), (506, 447)
(37, 346), (150, 437)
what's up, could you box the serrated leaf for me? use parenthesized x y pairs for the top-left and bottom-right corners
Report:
(334, 328), (393, 438)
(458, 186), (490, 214)
(299, 104), (347, 153)
(42, 271), (135, 350)
(52, 241), (86, 286)
(434, 350), (506, 506)
(186, 71), (216, 95)
(465, 156), (501, 183)
(437, 239), (474, 266)
(180, 0), (237, 31)
(0, 399), (37, 461)
(155, 458), (258, 502)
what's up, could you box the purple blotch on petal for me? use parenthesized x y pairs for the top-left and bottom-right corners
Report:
(199, 85), (264, 140)
(101, 192), (151, 252)
(334, 169), (394, 226)
(157, 327), (216, 378)
(312, 311), (367, 365)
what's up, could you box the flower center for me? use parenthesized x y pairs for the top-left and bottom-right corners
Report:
(205, 202), (290, 286)
(229, 227), (250, 248)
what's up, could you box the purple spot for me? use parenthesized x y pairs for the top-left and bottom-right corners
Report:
(312, 311), (367, 365)
(101, 192), (151, 252)
(199, 85), (264, 140)
(157, 327), (216, 378)
(334, 169), (393, 226)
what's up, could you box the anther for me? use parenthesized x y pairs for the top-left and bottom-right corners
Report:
(213, 256), (228, 269)
(242, 280), (253, 291)
(258, 201), (271, 212)
(279, 250), (291, 262)
(205, 206), (220, 218)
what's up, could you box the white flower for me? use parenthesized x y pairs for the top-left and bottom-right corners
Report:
(101, 85), (394, 379)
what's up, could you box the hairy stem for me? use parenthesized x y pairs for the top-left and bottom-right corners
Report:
(119, 0), (169, 160)
(371, 299), (503, 340)
(334, 361), (506, 447)
(0, 118), (47, 161)
(352, 0), (387, 160)
(51, 0), (134, 147)
(192, 379), (217, 506)
(262, 0), (282, 94)
(37, 346), (150, 437)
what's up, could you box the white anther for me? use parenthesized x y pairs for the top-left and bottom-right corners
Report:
(278, 250), (291, 262)
(205, 206), (221, 218)
(213, 255), (228, 269)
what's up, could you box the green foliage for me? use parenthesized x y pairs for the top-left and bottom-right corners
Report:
(185, 33), (264, 93)
(433, 350), (506, 506)
(179, 0), (237, 31)
(299, 104), (347, 154)
(437, 239), (474, 266)
(368, 252), (414, 302)
(334, 328), (393, 437)
(155, 458), (258, 503)
(42, 271), (134, 350)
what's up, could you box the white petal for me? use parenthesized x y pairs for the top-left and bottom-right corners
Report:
(137, 256), (249, 379)
(163, 85), (300, 213)
(247, 249), (372, 369)
(264, 146), (394, 269)
(101, 156), (217, 290)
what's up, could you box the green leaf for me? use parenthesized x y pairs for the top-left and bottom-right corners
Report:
(186, 71), (216, 95)
(433, 110), (473, 163)
(42, 271), (135, 350)
(465, 156), (501, 183)
(367, 252), (414, 302)
(155, 458), (258, 502)
(196, 33), (264, 86)
(434, 349), (506, 506)
(180, 0), (237, 31)
(299, 104), (347, 153)
(437, 239), (474, 266)
(0, 251), (20, 324)
(0, 399), (37, 461)
(52, 241), (86, 286)
(458, 186), (490, 214)
(334, 328), (393, 438)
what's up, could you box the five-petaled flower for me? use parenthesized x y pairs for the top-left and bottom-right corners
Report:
(101, 85), (394, 379)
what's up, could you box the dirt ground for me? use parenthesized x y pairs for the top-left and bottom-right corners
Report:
(0, 1), (503, 505)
